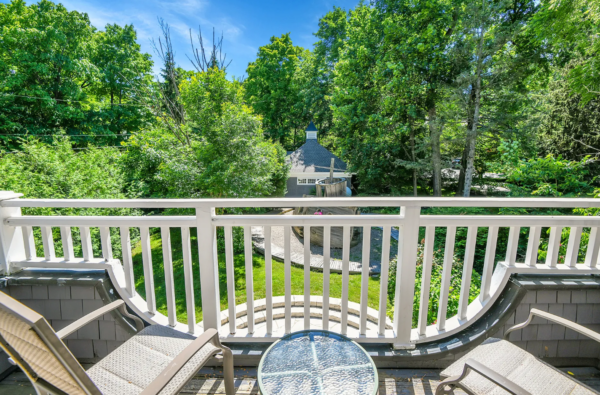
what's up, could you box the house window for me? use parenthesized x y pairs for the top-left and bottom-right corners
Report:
(297, 178), (320, 185)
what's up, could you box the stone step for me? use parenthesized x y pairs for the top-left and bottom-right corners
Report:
(219, 296), (394, 334)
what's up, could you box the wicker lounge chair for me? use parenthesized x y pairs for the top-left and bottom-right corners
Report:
(436, 308), (600, 395)
(0, 291), (234, 395)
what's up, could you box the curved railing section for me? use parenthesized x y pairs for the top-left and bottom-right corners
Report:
(1, 191), (600, 349)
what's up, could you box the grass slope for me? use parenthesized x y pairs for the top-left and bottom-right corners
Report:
(132, 228), (384, 325)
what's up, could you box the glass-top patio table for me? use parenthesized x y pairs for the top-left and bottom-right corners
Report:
(257, 330), (378, 395)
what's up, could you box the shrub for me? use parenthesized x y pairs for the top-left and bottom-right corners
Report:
(387, 242), (482, 327)
(0, 137), (140, 260)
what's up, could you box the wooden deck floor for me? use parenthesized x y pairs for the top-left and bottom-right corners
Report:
(178, 368), (467, 394)
(2, 367), (600, 394)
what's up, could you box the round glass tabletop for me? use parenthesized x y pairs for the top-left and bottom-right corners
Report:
(258, 330), (378, 395)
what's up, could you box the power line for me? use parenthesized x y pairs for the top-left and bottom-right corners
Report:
(72, 146), (127, 150)
(0, 94), (150, 108)
(1, 145), (127, 154)
(1, 134), (134, 137)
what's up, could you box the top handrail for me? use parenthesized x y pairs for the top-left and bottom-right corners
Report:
(2, 196), (600, 209)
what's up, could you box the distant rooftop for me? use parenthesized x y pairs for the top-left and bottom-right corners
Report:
(305, 121), (318, 132)
(286, 123), (347, 174)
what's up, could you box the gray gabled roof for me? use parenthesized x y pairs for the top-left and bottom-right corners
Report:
(286, 139), (348, 173)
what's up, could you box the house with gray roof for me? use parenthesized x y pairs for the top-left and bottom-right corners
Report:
(285, 122), (352, 197)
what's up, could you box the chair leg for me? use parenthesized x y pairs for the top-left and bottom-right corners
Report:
(435, 377), (460, 395)
(221, 346), (235, 395)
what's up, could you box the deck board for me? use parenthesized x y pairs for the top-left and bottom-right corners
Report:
(1, 367), (599, 394)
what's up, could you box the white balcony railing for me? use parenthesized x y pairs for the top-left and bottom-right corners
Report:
(1, 191), (600, 349)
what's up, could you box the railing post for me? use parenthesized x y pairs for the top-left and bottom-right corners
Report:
(393, 205), (420, 349)
(196, 206), (221, 332)
(0, 192), (26, 275)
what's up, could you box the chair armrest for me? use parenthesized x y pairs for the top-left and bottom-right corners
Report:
(56, 300), (144, 339)
(504, 308), (600, 343)
(436, 359), (531, 395)
(139, 328), (229, 395)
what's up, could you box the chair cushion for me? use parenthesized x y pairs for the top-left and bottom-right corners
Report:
(86, 325), (219, 395)
(440, 338), (597, 395)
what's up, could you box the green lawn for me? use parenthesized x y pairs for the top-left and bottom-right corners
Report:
(131, 228), (385, 325)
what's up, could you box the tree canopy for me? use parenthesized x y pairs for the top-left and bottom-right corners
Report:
(1, 0), (599, 200)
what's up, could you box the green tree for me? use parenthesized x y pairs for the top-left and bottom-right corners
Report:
(303, 7), (349, 140)
(91, 23), (153, 135)
(454, 0), (539, 196)
(530, 0), (600, 104)
(126, 68), (289, 199)
(0, 0), (97, 138)
(375, 0), (462, 196)
(245, 33), (307, 149)
(331, 5), (408, 194)
(0, 0), (154, 149)
(535, 69), (600, 160)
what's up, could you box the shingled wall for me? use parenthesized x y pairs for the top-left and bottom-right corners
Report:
(489, 283), (600, 365)
(0, 270), (137, 371)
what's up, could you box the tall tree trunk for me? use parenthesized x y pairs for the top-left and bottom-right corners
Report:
(456, 144), (469, 194)
(462, 22), (486, 197)
(456, 87), (477, 195)
(410, 126), (417, 196)
(429, 106), (443, 196)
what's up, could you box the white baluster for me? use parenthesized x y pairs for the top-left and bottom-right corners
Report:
(140, 227), (156, 314)
(322, 225), (331, 331)
(80, 226), (93, 261)
(418, 226), (435, 336)
(244, 225), (254, 334)
(378, 226), (392, 336)
(40, 226), (55, 261)
(284, 225), (292, 334)
(225, 226), (236, 334)
(22, 226), (36, 260)
(585, 227), (600, 268)
(565, 227), (582, 267)
(99, 226), (113, 262)
(393, 206), (420, 348)
(60, 226), (74, 261)
(120, 227), (135, 297)
(161, 227), (176, 327)
(196, 206), (220, 331)
(479, 226), (498, 302)
(181, 227), (196, 334)
(304, 225), (311, 330)
(458, 226), (477, 321)
(264, 226), (273, 335)
(525, 226), (541, 266)
(341, 225), (351, 335)
(437, 226), (456, 331)
(545, 226), (563, 267)
(360, 226), (371, 336)
(505, 226), (520, 266)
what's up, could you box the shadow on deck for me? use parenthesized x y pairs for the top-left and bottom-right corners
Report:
(2, 366), (600, 394)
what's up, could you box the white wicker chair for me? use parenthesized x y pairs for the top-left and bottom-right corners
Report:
(0, 291), (234, 395)
(436, 308), (600, 395)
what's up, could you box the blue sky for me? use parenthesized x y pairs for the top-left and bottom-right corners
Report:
(6, 0), (360, 78)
